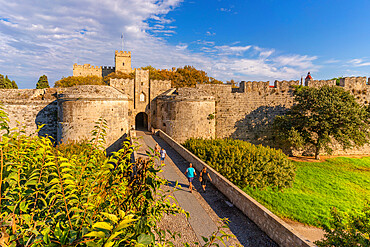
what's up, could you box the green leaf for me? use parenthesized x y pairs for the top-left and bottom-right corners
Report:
(92, 222), (113, 231)
(137, 233), (152, 245)
(101, 213), (118, 223)
(20, 201), (28, 212)
(84, 231), (106, 238)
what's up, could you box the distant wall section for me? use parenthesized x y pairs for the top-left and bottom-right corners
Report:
(0, 88), (58, 139)
(197, 81), (299, 145)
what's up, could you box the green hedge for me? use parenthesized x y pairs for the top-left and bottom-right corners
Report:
(183, 138), (296, 190)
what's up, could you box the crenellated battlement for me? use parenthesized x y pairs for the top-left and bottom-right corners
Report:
(273, 80), (300, 90)
(73, 64), (101, 70)
(239, 81), (270, 92)
(102, 66), (115, 70)
(305, 79), (336, 88)
(339, 76), (367, 90)
(73, 63), (102, 77)
(115, 50), (131, 56)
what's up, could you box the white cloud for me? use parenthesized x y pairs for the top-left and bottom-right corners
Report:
(348, 58), (370, 67)
(0, 0), (319, 88)
(214, 45), (252, 55)
(272, 55), (317, 69)
(323, 59), (340, 64)
(175, 43), (188, 50)
(206, 31), (216, 36)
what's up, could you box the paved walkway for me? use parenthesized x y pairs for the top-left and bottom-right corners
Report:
(134, 131), (277, 246)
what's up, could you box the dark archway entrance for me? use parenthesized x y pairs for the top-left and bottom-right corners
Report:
(135, 112), (148, 130)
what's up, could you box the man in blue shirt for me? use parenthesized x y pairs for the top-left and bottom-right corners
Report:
(185, 163), (197, 193)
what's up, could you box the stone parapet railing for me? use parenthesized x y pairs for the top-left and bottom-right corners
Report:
(157, 129), (315, 247)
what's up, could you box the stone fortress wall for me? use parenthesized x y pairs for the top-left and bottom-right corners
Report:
(195, 76), (370, 155)
(154, 87), (216, 143)
(2, 49), (370, 156)
(1, 76), (370, 155)
(0, 88), (58, 139)
(0, 86), (130, 153)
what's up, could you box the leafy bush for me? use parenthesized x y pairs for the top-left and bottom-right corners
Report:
(0, 109), (184, 246)
(315, 205), (370, 247)
(183, 138), (295, 190)
(54, 75), (105, 87)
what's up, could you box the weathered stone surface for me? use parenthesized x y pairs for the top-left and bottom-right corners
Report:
(57, 85), (129, 151)
(154, 88), (216, 143)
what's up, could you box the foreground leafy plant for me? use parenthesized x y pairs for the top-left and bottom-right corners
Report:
(315, 205), (370, 247)
(0, 111), (184, 246)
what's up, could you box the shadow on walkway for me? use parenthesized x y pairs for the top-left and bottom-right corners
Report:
(151, 135), (277, 247)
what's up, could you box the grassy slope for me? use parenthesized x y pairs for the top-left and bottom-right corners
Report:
(243, 157), (370, 227)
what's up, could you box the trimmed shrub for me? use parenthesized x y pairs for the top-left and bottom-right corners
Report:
(183, 138), (296, 190)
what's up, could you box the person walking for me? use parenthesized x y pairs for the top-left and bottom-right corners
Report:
(185, 163), (197, 193)
(160, 148), (166, 165)
(154, 143), (160, 157)
(199, 167), (212, 192)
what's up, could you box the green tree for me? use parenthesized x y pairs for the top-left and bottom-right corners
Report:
(315, 205), (370, 247)
(0, 74), (18, 89)
(36, 74), (50, 89)
(273, 85), (370, 159)
(54, 75), (105, 87)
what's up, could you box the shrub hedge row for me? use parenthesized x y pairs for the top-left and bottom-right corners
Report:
(183, 138), (296, 190)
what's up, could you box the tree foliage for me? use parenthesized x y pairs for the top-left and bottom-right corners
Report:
(273, 85), (370, 159)
(315, 205), (370, 247)
(54, 75), (105, 88)
(104, 71), (135, 85)
(141, 65), (223, 88)
(36, 75), (50, 89)
(0, 109), (185, 246)
(0, 74), (18, 89)
(183, 138), (296, 190)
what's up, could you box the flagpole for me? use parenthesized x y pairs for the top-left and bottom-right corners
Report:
(121, 33), (124, 51)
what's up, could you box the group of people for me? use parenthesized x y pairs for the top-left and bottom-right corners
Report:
(184, 163), (212, 193)
(153, 143), (212, 193)
(154, 143), (166, 165)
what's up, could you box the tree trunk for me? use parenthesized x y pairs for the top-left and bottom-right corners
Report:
(315, 145), (320, 160)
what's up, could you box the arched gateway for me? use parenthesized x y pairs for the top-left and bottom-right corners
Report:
(135, 112), (148, 130)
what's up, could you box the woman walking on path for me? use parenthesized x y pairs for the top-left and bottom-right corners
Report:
(185, 163), (197, 193)
(199, 167), (212, 192)
(154, 143), (160, 157)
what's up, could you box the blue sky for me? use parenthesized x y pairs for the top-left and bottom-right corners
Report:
(1, 0), (370, 88)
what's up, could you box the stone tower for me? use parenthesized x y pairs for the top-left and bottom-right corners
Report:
(115, 51), (132, 73)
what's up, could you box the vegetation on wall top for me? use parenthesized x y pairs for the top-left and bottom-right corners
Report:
(0, 74), (18, 89)
(141, 65), (223, 88)
(54, 75), (105, 88)
(36, 75), (50, 89)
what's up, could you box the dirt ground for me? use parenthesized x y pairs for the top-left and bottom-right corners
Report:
(288, 154), (370, 162)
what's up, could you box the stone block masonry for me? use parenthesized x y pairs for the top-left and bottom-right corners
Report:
(196, 77), (370, 155)
(0, 86), (130, 152)
(0, 88), (58, 139)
